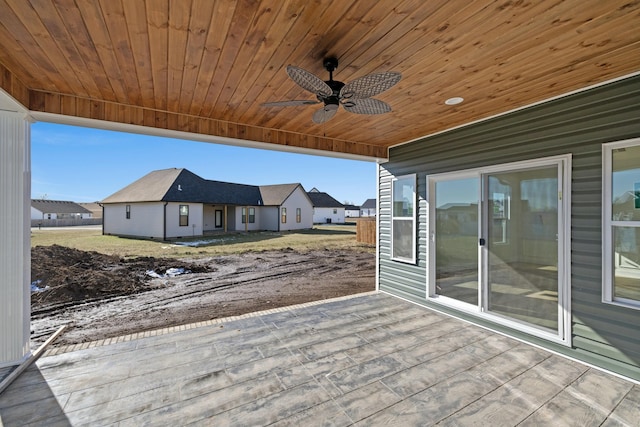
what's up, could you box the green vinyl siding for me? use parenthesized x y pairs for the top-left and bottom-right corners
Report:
(378, 74), (640, 381)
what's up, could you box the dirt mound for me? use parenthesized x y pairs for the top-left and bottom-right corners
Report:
(31, 245), (213, 308)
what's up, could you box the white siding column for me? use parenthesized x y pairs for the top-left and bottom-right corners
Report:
(0, 111), (31, 366)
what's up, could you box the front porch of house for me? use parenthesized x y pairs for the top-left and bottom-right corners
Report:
(1, 292), (637, 426)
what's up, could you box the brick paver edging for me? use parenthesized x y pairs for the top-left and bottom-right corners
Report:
(43, 291), (379, 357)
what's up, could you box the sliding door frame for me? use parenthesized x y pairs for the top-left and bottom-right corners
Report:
(427, 154), (572, 346)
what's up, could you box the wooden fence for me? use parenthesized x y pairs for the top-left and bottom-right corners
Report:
(356, 218), (376, 245)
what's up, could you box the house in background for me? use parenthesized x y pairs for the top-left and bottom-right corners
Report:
(344, 204), (361, 218)
(102, 168), (313, 239)
(360, 198), (377, 217)
(307, 188), (345, 224)
(78, 202), (103, 219)
(31, 199), (92, 221)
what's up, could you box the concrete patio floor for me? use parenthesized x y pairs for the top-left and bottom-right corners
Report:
(1, 292), (638, 426)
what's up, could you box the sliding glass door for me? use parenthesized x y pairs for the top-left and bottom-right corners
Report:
(428, 156), (570, 343)
(434, 176), (480, 306)
(486, 166), (559, 331)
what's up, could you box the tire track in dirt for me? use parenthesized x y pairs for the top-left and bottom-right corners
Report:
(30, 249), (376, 348)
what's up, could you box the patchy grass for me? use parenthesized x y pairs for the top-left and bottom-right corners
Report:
(31, 224), (373, 258)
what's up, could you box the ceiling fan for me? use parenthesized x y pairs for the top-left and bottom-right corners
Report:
(261, 57), (401, 124)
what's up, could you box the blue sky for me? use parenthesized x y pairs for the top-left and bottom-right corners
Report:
(31, 122), (377, 205)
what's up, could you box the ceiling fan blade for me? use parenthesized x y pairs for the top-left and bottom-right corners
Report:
(340, 71), (402, 100)
(286, 65), (333, 97)
(312, 104), (338, 124)
(261, 100), (320, 107)
(342, 98), (392, 115)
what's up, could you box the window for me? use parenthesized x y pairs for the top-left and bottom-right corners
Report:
(281, 207), (287, 223)
(296, 208), (301, 223)
(126, 204), (131, 219)
(179, 205), (189, 226)
(333, 208), (337, 214)
(603, 138), (640, 309)
(241, 207), (255, 224)
(391, 175), (416, 263)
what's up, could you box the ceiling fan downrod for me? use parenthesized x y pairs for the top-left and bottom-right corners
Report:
(321, 57), (343, 107)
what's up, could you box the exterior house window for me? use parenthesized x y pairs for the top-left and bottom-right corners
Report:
(242, 207), (256, 224)
(391, 174), (416, 263)
(296, 208), (301, 223)
(179, 205), (189, 226)
(333, 208), (337, 214)
(603, 138), (640, 309)
(281, 207), (287, 223)
(126, 204), (130, 219)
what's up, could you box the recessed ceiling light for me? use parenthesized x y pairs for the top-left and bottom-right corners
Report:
(445, 97), (464, 105)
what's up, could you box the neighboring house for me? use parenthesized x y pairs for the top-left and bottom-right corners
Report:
(101, 168), (313, 239)
(307, 189), (345, 224)
(344, 205), (361, 218)
(31, 199), (92, 220)
(78, 202), (103, 219)
(360, 198), (376, 217)
(378, 77), (640, 382)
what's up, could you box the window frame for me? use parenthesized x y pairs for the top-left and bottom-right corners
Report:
(125, 204), (130, 219)
(179, 204), (189, 227)
(281, 207), (287, 223)
(390, 173), (417, 264)
(242, 207), (256, 224)
(602, 137), (640, 310)
(296, 207), (301, 223)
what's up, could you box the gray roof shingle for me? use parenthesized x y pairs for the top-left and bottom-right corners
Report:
(260, 184), (305, 206)
(361, 198), (376, 209)
(306, 191), (343, 208)
(31, 199), (92, 214)
(102, 168), (305, 207)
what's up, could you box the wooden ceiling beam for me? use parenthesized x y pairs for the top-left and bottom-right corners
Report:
(0, 62), (28, 106)
(26, 89), (387, 159)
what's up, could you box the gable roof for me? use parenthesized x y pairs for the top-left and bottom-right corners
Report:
(260, 184), (307, 206)
(102, 168), (305, 207)
(306, 191), (344, 208)
(31, 199), (91, 214)
(361, 199), (376, 209)
(344, 205), (360, 210)
(163, 170), (262, 205)
(102, 168), (183, 203)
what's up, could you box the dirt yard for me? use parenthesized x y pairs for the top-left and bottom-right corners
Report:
(30, 245), (375, 348)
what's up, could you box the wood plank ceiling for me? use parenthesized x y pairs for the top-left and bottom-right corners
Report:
(0, 0), (638, 159)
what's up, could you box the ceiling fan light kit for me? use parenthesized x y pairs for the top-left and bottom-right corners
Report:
(262, 57), (402, 124)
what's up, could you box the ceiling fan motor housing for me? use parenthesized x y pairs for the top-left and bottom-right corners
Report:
(321, 79), (344, 106)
